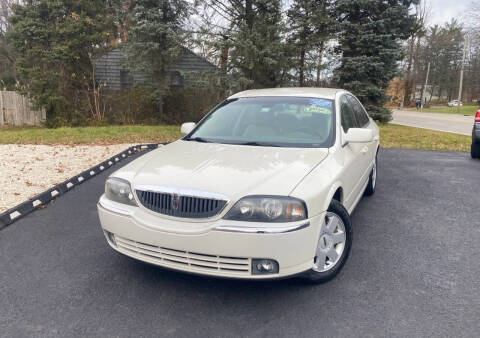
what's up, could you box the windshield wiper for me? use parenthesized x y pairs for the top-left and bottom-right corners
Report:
(185, 137), (213, 143)
(237, 141), (280, 147)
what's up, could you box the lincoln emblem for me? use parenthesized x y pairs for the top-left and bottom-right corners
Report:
(171, 194), (180, 210)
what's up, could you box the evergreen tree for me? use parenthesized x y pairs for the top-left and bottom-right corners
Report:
(420, 22), (464, 104)
(335, 0), (418, 122)
(8, 0), (114, 126)
(124, 0), (191, 113)
(0, 0), (19, 90)
(204, 0), (289, 89)
(287, 0), (334, 87)
(232, 0), (287, 88)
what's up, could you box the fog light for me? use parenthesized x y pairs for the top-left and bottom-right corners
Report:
(105, 231), (116, 247)
(251, 259), (279, 275)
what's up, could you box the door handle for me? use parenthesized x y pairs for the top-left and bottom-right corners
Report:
(361, 146), (368, 154)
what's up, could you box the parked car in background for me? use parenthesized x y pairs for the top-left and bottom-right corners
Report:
(472, 108), (480, 159)
(97, 88), (380, 283)
(447, 100), (463, 107)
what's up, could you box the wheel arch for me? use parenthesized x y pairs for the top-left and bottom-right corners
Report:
(323, 182), (344, 212)
(332, 187), (343, 203)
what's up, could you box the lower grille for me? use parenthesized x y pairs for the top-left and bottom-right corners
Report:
(115, 235), (250, 275)
(136, 190), (227, 219)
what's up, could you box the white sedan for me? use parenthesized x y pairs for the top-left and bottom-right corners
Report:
(447, 100), (463, 107)
(97, 88), (380, 283)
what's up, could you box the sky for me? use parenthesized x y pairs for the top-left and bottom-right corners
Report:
(428, 0), (471, 26)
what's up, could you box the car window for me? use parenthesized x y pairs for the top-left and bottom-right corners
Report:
(187, 96), (335, 148)
(347, 95), (370, 127)
(340, 95), (357, 132)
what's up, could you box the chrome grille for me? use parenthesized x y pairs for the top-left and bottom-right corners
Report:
(135, 190), (227, 218)
(115, 235), (250, 275)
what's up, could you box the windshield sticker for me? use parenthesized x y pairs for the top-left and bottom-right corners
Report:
(305, 106), (331, 114)
(309, 98), (332, 109)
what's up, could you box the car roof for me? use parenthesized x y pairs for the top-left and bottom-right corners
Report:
(228, 87), (345, 100)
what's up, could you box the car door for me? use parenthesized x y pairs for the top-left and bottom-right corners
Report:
(347, 94), (378, 176)
(338, 94), (365, 209)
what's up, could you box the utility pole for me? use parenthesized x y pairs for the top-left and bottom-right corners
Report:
(421, 62), (430, 111)
(457, 34), (468, 114)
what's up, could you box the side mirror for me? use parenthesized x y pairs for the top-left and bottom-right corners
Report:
(180, 122), (196, 135)
(344, 128), (373, 144)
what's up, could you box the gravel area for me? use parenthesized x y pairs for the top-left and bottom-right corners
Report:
(0, 144), (135, 212)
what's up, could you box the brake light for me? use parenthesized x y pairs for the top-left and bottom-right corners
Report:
(476, 109), (480, 122)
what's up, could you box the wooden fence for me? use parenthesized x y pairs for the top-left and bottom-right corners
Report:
(0, 91), (45, 126)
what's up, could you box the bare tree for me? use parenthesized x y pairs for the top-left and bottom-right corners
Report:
(465, 1), (480, 40)
(0, 0), (20, 35)
(463, 2), (480, 101)
(403, 0), (432, 106)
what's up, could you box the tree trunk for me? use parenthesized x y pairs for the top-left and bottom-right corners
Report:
(403, 36), (415, 106)
(316, 41), (325, 87)
(299, 49), (305, 87)
(245, 0), (254, 84)
(411, 36), (422, 101)
(220, 35), (229, 93)
(155, 68), (166, 116)
(428, 84), (436, 105)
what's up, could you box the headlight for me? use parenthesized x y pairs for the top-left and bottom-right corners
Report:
(223, 196), (307, 222)
(104, 177), (137, 206)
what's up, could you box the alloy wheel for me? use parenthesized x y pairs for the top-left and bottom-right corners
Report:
(313, 212), (346, 272)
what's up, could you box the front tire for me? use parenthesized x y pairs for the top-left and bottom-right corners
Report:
(303, 199), (352, 284)
(471, 141), (480, 159)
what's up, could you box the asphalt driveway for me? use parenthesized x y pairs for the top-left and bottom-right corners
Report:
(1, 148), (479, 337)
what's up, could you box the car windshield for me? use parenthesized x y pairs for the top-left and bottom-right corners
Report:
(185, 97), (335, 148)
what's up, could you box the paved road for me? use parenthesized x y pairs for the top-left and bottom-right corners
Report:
(392, 110), (474, 135)
(1, 149), (479, 337)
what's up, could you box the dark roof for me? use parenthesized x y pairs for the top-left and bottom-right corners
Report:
(170, 47), (217, 72)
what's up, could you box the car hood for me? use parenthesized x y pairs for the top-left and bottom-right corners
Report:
(114, 140), (329, 200)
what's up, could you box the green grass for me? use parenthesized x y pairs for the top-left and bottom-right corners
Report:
(0, 124), (471, 153)
(405, 104), (478, 115)
(0, 125), (182, 145)
(379, 123), (470, 152)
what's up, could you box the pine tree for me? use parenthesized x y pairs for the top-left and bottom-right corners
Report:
(8, 0), (114, 126)
(335, 0), (418, 122)
(124, 0), (191, 113)
(234, 0), (288, 89)
(204, 0), (289, 90)
(287, 0), (334, 87)
(419, 23), (463, 104)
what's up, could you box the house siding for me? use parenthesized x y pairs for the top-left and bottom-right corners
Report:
(94, 47), (217, 91)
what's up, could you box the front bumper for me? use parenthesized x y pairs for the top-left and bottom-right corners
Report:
(97, 196), (324, 279)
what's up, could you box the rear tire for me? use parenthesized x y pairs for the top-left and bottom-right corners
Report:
(303, 199), (352, 284)
(364, 156), (377, 196)
(471, 141), (480, 159)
